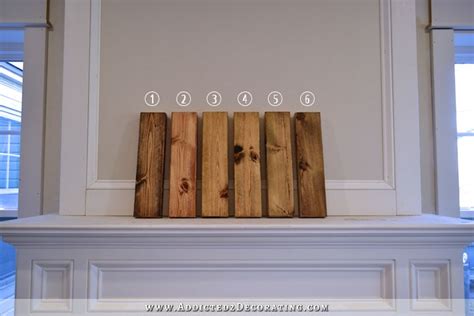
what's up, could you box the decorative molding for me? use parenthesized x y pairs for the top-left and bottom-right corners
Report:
(85, 0), (395, 196)
(88, 260), (395, 312)
(410, 260), (451, 311)
(31, 260), (73, 312)
(2, 214), (473, 248)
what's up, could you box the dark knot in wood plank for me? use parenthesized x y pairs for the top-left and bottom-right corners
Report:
(179, 177), (190, 195)
(234, 145), (245, 164)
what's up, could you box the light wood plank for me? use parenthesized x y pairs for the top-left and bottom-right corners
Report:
(202, 112), (229, 217)
(134, 113), (167, 218)
(234, 112), (262, 217)
(265, 112), (294, 217)
(295, 112), (327, 218)
(169, 112), (197, 218)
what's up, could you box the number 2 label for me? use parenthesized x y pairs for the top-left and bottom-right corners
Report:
(176, 91), (192, 107)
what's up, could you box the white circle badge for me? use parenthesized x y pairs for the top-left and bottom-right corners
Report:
(144, 91), (160, 107)
(206, 91), (222, 107)
(267, 91), (283, 107)
(300, 91), (316, 107)
(237, 91), (253, 107)
(176, 91), (192, 107)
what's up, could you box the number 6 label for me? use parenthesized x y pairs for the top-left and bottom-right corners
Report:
(300, 91), (316, 107)
(176, 91), (192, 107)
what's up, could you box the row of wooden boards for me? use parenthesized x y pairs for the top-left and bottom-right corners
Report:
(134, 112), (326, 218)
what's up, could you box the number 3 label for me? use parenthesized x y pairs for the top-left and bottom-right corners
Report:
(206, 91), (222, 107)
(176, 91), (192, 107)
(267, 91), (283, 107)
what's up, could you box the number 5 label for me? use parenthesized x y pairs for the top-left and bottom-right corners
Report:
(267, 91), (283, 107)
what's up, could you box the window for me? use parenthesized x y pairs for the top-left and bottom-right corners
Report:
(0, 62), (22, 214)
(455, 32), (474, 219)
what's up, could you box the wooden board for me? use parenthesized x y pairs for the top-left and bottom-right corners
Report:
(202, 112), (229, 217)
(234, 112), (262, 217)
(295, 112), (327, 218)
(265, 112), (294, 217)
(134, 112), (167, 218)
(169, 112), (198, 217)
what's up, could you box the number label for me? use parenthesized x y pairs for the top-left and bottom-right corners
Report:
(300, 91), (316, 107)
(206, 91), (222, 107)
(267, 91), (283, 107)
(176, 91), (192, 107)
(144, 91), (160, 107)
(237, 91), (253, 107)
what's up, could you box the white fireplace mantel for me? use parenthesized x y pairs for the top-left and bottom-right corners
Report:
(1, 214), (473, 315)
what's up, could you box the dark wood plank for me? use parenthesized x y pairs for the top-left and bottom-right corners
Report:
(169, 112), (198, 218)
(202, 112), (229, 217)
(234, 112), (262, 217)
(134, 112), (167, 218)
(295, 112), (327, 217)
(265, 112), (294, 217)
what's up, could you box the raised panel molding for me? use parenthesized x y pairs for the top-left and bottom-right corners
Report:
(88, 260), (395, 312)
(82, 0), (410, 216)
(31, 260), (73, 312)
(409, 260), (451, 311)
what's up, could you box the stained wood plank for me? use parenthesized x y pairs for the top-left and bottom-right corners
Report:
(295, 112), (327, 218)
(202, 112), (229, 217)
(265, 112), (294, 217)
(169, 112), (198, 218)
(234, 112), (262, 217)
(134, 112), (167, 218)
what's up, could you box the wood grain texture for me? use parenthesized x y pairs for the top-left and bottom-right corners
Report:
(169, 112), (198, 218)
(202, 112), (229, 217)
(234, 112), (262, 217)
(265, 112), (294, 217)
(295, 112), (327, 218)
(134, 113), (167, 218)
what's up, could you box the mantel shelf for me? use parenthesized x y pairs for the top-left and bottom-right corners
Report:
(0, 214), (473, 248)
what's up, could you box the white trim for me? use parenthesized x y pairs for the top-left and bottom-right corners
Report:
(18, 27), (47, 218)
(391, 0), (422, 215)
(431, 30), (461, 218)
(59, 0), (91, 215)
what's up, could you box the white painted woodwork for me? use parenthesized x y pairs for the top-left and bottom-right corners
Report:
(431, 30), (461, 218)
(0, 214), (472, 315)
(18, 27), (47, 218)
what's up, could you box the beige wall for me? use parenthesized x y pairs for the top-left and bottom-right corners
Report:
(41, 0), (438, 213)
